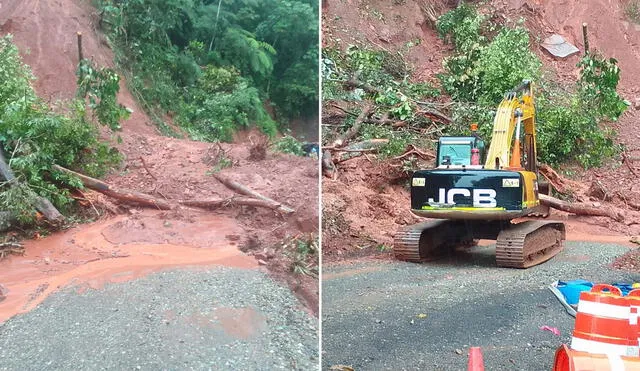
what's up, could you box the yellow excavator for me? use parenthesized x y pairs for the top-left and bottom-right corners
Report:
(394, 80), (565, 268)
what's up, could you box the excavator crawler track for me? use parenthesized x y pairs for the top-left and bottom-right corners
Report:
(495, 221), (565, 268)
(394, 220), (472, 262)
(394, 219), (565, 268)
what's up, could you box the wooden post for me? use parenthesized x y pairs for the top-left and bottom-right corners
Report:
(77, 32), (83, 61)
(582, 23), (589, 54)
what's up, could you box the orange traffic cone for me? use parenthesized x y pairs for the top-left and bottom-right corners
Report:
(468, 347), (485, 371)
(553, 344), (640, 371)
(571, 284), (639, 356)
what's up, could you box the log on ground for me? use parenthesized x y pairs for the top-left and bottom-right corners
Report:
(52, 165), (172, 210)
(539, 194), (624, 222)
(179, 196), (288, 211)
(210, 173), (294, 214)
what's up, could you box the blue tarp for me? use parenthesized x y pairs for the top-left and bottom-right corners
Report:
(549, 280), (639, 317)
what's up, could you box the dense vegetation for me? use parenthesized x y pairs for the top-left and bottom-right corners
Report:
(0, 36), (120, 224)
(96, 0), (318, 142)
(322, 4), (627, 168)
(437, 5), (626, 168)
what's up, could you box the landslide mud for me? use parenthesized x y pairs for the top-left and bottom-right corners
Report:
(0, 210), (257, 324)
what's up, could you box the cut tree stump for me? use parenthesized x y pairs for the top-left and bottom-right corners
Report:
(52, 165), (172, 210)
(210, 173), (294, 214)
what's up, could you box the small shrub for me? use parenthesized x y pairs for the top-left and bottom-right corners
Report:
(626, 0), (640, 23)
(76, 59), (130, 131)
(281, 234), (318, 277)
(274, 134), (305, 156)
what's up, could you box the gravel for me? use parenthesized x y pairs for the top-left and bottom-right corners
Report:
(0, 267), (318, 371)
(322, 241), (640, 370)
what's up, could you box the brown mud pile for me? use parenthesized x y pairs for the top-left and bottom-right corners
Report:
(322, 0), (640, 261)
(0, 0), (318, 318)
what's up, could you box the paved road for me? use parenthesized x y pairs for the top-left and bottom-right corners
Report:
(322, 242), (640, 370)
(0, 267), (318, 370)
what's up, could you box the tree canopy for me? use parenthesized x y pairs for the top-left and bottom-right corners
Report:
(98, 0), (319, 141)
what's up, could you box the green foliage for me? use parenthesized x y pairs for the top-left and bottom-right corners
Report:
(626, 0), (640, 24)
(436, 5), (624, 168)
(177, 65), (277, 142)
(281, 234), (318, 277)
(76, 59), (130, 130)
(577, 55), (628, 121)
(436, 4), (487, 51)
(274, 134), (305, 156)
(96, 0), (318, 140)
(437, 7), (541, 105)
(536, 54), (627, 168)
(0, 36), (120, 224)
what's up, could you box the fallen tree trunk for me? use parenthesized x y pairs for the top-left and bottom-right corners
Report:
(52, 165), (172, 210)
(538, 164), (585, 197)
(0, 211), (16, 233)
(331, 102), (374, 148)
(179, 196), (289, 211)
(210, 173), (294, 214)
(0, 149), (64, 223)
(322, 149), (336, 178)
(539, 194), (624, 222)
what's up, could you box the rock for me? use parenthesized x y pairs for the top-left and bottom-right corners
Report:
(634, 98), (640, 110)
(0, 284), (8, 302)
(257, 259), (268, 266)
(454, 348), (463, 355)
(541, 34), (579, 58)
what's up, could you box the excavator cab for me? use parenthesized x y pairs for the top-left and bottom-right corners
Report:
(436, 136), (485, 167)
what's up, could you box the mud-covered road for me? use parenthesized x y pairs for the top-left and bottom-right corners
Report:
(322, 241), (640, 370)
(0, 267), (318, 370)
(0, 211), (318, 370)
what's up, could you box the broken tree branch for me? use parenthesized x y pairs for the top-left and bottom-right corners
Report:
(210, 172), (294, 214)
(331, 102), (374, 148)
(139, 156), (158, 181)
(322, 147), (379, 153)
(415, 108), (452, 124)
(344, 75), (382, 95)
(179, 196), (290, 211)
(52, 165), (172, 210)
(393, 144), (435, 161)
(0, 241), (24, 259)
(539, 194), (624, 222)
(329, 103), (358, 117)
(622, 152), (639, 178)
(538, 163), (586, 198)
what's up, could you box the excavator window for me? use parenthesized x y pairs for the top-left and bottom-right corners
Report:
(437, 143), (471, 166)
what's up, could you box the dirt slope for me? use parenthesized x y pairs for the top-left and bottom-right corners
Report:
(0, 0), (318, 314)
(322, 0), (640, 260)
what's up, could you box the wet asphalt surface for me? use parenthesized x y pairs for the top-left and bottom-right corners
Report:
(0, 267), (318, 370)
(322, 241), (640, 370)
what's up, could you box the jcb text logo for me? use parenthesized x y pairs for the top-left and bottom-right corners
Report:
(428, 188), (497, 208)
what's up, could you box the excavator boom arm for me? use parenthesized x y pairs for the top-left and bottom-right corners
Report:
(483, 80), (537, 171)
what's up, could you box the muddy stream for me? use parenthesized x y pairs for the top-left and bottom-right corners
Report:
(0, 210), (257, 324)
